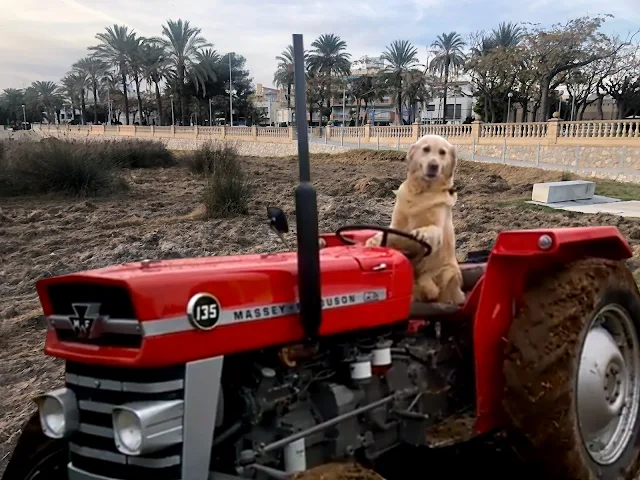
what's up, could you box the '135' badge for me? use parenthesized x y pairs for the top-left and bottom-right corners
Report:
(187, 293), (221, 330)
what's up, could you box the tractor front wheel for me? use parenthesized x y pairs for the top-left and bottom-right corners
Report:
(503, 258), (640, 480)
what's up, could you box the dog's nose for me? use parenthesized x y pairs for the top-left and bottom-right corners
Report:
(426, 161), (439, 172)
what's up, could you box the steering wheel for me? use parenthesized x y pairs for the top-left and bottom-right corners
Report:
(335, 224), (433, 257)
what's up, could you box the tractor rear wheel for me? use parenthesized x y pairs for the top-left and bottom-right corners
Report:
(503, 257), (640, 480)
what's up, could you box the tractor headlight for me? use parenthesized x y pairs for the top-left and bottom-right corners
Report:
(34, 388), (79, 439)
(112, 400), (183, 456)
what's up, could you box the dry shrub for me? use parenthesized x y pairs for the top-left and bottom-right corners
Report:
(0, 140), (123, 197)
(198, 142), (251, 218)
(184, 140), (239, 175)
(105, 138), (175, 169)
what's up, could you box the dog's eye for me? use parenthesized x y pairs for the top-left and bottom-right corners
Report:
(423, 146), (430, 153)
(439, 148), (446, 155)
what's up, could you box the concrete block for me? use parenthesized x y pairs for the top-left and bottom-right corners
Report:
(531, 180), (596, 203)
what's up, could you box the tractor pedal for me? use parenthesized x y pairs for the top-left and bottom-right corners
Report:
(423, 412), (477, 448)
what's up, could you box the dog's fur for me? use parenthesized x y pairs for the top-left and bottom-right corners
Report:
(366, 134), (465, 304)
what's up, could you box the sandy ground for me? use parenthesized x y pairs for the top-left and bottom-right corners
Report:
(1, 151), (640, 476)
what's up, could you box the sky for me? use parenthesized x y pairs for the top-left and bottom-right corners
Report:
(0, 0), (639, 92)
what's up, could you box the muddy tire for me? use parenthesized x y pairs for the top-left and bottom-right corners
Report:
(2, 413), (67, 480)
(503, 258), (640, 480)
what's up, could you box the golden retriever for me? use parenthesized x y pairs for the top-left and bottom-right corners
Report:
(365, 134), (465, 305)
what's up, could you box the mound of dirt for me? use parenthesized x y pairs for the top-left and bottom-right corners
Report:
(475, 173), (511, 194)
(340, 149), (406, 163)
(353, 177), (402, 198)
(292, 462), (385, 480)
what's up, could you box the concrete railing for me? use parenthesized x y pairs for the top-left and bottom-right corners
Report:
(36, 118), (640, 148)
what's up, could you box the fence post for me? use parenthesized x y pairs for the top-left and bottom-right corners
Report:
(364, 122), (371, 143)
(377, 132), (380, 151)
(536, 143), (540, 166)
(341, 128), (344, 147)
(502, 138), (506, 163)
(472, 137), (475, 161)
(397, 135), (400, 151)
(547, 113), (560, 144)
(412, 121), (420, 142)
(324, 127), (328, 144)
(357, 130), (361, 148)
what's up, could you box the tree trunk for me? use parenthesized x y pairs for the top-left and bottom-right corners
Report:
(154, 81), (163, 126)
(579, 102), (588, 120)
(520, 100), (528, 122)
(442, 61), (449, 124)
(287, 83), (291, 109)
(92, 79), (98, 124)
(538, 76), (551, 121)
(356, 99), (361, 127)
(179, 65), (186, 125)
(121, 70), (130, 125)
(396, 73), (402, 126)
(135, 76), (143, 124)
(617, 99), (626, 120)
(597, 94), (604, 120)
(81, 89), (86, 125)
(483, 94), (489, 122)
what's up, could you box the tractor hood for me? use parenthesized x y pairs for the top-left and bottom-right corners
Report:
(36, 246), (413, 367)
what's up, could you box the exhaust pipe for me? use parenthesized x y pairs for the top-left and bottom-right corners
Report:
(292, 33), (322, 339)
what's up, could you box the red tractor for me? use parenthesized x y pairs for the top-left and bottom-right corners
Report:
(4, 35), (640, 480)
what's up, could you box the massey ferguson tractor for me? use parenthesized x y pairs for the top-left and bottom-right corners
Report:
(4, 34), (640, 480)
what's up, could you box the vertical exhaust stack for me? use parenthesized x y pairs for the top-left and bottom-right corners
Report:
(292, 33), (322, 339)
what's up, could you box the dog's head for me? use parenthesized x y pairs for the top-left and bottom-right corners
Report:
(406, 134), (457, 191)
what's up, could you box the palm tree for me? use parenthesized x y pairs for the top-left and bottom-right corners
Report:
(61, 74), (83, 123)
(127, 35), (146, 124)
(31, 81), (62, 124)
(89, 25), (136, 124)
(402, 70), (430, 123)
(140, 41), (170, 125)
(0, 88), (25, 124)
(430, 32), (466, 123)
(157, 19), (212, 124)
(73, 56), (106, 124)
(491, 22), (524, 49)
(273, 44), (308, 110)
(307, 33), (351, 114)
(381, 40), (419, 125)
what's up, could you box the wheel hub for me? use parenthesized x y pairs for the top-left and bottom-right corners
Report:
(577, 304), (640, 465)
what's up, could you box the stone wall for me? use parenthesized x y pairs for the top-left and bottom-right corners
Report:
(40, 130), (350, 156)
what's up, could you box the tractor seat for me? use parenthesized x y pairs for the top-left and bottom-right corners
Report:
(409, 262), (486, 318)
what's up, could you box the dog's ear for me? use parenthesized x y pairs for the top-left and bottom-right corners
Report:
(406, 142), (419, 171)
(445, 143), (458, 177)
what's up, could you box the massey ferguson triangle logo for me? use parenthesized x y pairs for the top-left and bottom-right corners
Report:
(69, 303), (103, 339)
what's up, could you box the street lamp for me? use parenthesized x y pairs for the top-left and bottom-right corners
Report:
(507, 92), (513, 123)
(170, 94), (175, 126)
(21, 104), (26, 127)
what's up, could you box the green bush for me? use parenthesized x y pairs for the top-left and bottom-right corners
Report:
(0, 140), (122, 197)
(105, 139), (175, 169)
(185, 141), (240, 175)
(198, 143), (250, 218)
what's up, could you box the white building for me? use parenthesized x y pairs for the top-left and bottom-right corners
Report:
(421, 79), (475, 124)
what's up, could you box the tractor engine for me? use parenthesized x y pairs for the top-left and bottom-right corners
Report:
(211, 321), (474, 477)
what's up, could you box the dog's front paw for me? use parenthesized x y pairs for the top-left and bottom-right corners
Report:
(365, 232), (384, 247)
(410, 228), (442, 251)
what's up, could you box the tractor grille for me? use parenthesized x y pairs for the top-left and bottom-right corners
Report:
(48, 283), (143, 348)
(66, 361), (185, 480)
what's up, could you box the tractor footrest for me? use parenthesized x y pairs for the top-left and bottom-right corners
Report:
(409, 302), (461, 318)
(423, 412), (477, 448)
